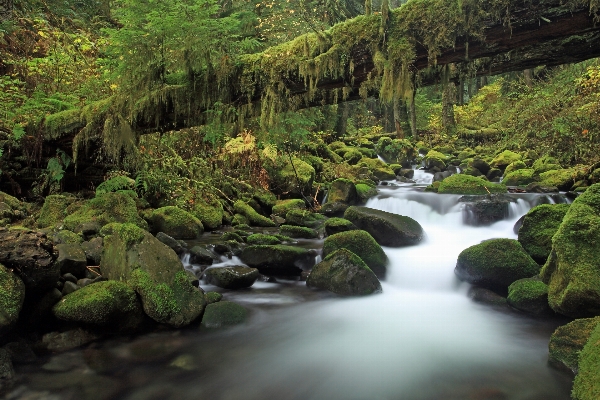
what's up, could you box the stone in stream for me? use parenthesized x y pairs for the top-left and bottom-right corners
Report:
(204, 266), (260, 289)
(240, 245), (314, 276)
(41, 328), (101, 352)
(572, 321), (600, 400)
(279, 224), (318, 239)
(506, 277), (552, 315)
(0, 264), (25, 338)
(307, 249), (381, 296)
(323, 217), (358, 236)
(326, 178), (358, 205)
(459, 194), (514, 226)
(343, 206), (423, 247)
(517, 203), (570, 264)
(322, 230), (388, 278)
(548, 317), (600, 374)
(201, 301), (249, 328)
(55, 243), (87, 277)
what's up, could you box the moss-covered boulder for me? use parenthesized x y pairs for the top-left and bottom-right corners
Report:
(532, 155), (562, 174)
(572, 322), (600, 400)
(272, 199), (305, 217)
(240, 245), (314, 276)
(460, 195), (513, 226)
(343, 149), (363, 165)
(323, 230), (388, 278)
(233, 201), (276, 227)
(517, 204), (570, 264)
(307, 249), (382, 296)
(540, 184), (600, 317)
(490, 150), (521, 170)
(51, 229), (83, 245)
(95, 176), (136, 196)
(271, 157), (315, 196)
(503, 160), (527, 176)
(204, 266), (260, 289)
(37, 194), (77, 228)
(324, 218), (358, 236)
(423, 150), (447, 170)
(64, 192), (148, 233)
(470, 158), (491, 175)
(455, 239), (540, 293)
(246, 233), (281, 245)
(201, 301), (249, 328)
(279, 224), (318, 239)
(100, 223), (206, 327)
(376, 137), (417, 165)
(149, 206), (204, 239)
(327, 179), (358, 205)
(285, 209), (327, 229)
(548, 317), (600, 374)
(343, 206), (423, 247)
(538, 168), (577, 191)
(355, 183), (378, 203)
(502, 169), (537, 187)
(506, 277), (551, 315)
(0, 264), (25, 337)
(52, 281), (144, 331)
(438, 174), (506, 195)
(357, 158), (395, 180)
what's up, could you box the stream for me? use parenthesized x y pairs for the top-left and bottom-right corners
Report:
(5, 176), (576, 400)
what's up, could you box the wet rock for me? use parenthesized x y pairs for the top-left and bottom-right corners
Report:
(149, 206), (204, 239)
(471, 158), (491, 175)
(322, 230), (388, 278)
(201, 301), (249, 328)
(525, 182), (559, 193)
(0, 264), (25, 338)
(285, 209), (327, 229)
(490, 150), (521, 171)
(326, 179), (358, 205)
(507, 277), (552, 315)
(42, 328), (101, 352)
(517, 204), (570, 264)
(155, 232), (186, 255)
(185, 270), (199, 288)
(399, 169), (414, 179)
(307, 249), (381, 296)
(204, 266), (260, 289)
(3, 340), (37, 365)
(549, 317), (600, 374)
(61, 281), (79, 296)
(81, 237), (103, 265)
(486, 168), (503, 181)
(323, 218), (358, 236)
(320, 201), (349, 217)
(438, 174), (506, 195)
(343, 206), (423, 247)
(205, 291), (222, 304)
(460, 194), (513, 226)
(55, 243), (87, 277)
(279, 224), (318, 239)
(572, 322), (600, 399)
(240, 245), (314, 276)
(246, 233), (281, 245)
(467, 287), (507, 307)
(62, 273), (77, 283)
(189, 245), (217, 265)
(0, 349), (14, 380)
(433, 171), (452, 182)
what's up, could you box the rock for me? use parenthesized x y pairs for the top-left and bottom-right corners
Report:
(517, 204), (570, 264)
(279, 224), (318, 239)
(549, 317), (600, 374)
(532, 155), (562, 174)
(504, 160), (527, 175)
(538, 168), (578, 191)
(437, 174), (506, 195)
(502, 169), (537, 186)
(204, 266), (260, 289)
(41, 328), (101, 352)
(462, 166), (484, 177)
(327, 179), (358, 205)
(79, 221), (102, 237)
(81, 237), (103, 265)
(37, 194), (76, 228)
(269, 157), (315, 196)
(0, 229), (58, 293)
(433, 171), (452, 182)
(285, 209), (327, 229)
(506, 277), (552, 315)
(467, 287), (507, 307)
(53, 281), (144, 331)
(272, 199), (306, 217)
(63, 192), (148, 233)
(358, 158), (396, 180)
(233, 200), (276, 227)
(201, 301), (249, 328)
(189, 245), (217, 265)
(322, 230), (388, 278)
(355, 183), (378, 203)
(205, 291), (222, 304)
(155, 232), (186, 255)
(460, 194), (513, 226)
(55, 243), (87, 277)
(246, 234), (281, 245)
(540, 184), (600, 317)
(0, 349), (14, 380)
(572, 322), (600, 399)
(343, 206), (423, 247)
(149, 206), (204, 239)
(490, 150), (521, 171)
(486, 168), (503, 181)
(399, 169), (415, 179)
(61, 281), (79, 296)
(525, 182), (559, 193)
(240, 245), (314, 276)
(221, 232), (244, 242)
(62, 273), (77, 283)
(320, 201), (349, 217)
(3, 341), (37, 365)
(100, 223), (206, 327)
(424, 150), (447, 170)
(0, 265), (25, 337)
(51, 229), (83, 245)
(324, 218), (358, 236)
(470, 158), (491, 175)
(455, 239), (540, 293)
(307, 249), (381, 296)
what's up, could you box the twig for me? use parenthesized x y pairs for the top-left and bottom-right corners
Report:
(86, 266), (101, 276)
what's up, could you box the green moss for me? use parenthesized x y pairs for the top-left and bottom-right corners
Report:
(327, 178), (358, 204)
(490, 150), (522, 170)
(539, 168), (577, 191)
(272, 199), (306, 217)
(285, 209), (327, 228)
(37, 194), (76, 228)
(205, 291), (222, 304)
(532, 155), (562, 174)
(222, 232), (244, 243)
(201, 301), (249, 328)
(322, 230), (387, 275)
(438, 174), (506, 195)
(279, 224), (318, 239)
(130, 268), (180, 321)
(549, 317), (600, 374)
(44, 108), (81, 140)
(357, 158), (396, 180)
(572, 322), (600, 399)
(233, 200), (276, 227)
(53, 229), (83, 244)
(504, 160), (527, 176)
(343, 149), (363, 165)
(506, 277), (549, 314)
(424, 181), (441, 192)
(95, 176), (136, 196)
(246, 233), (281, 245)
(502, 168), (536, 186)
(0, 264), (25, 331)
(518, 204), (570, 264)
(355, 183), (378, 203)
(149, 206), (203, 239)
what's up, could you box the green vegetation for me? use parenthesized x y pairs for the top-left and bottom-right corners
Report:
(518, 203), (570, 264)
(322, 230), (388, 275)
(438, 174), (506, 195)
(573, 322), (600, 399)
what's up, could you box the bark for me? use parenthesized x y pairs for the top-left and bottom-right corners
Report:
(523, 69), (534, 87)
(442, 83), (456, 129)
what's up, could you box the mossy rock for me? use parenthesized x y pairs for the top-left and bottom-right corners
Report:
(324, 218), (358, 236)
(423, 150), (447, 170)
(201, 301), (249, 328)
(355, 183), (378, 203)
(285, 209), (327, 229)
(186, 197), (223, 231)
(343, 206), (423, 247)
(270, 157), (315, 196)
(52, 281), (144, 331)
(221, 231), (244, 243)
(438, 174), (506, 195)
(549, 317), (600, 374)
(462, 166), (484, 177)
(240, 245), (314, 276)
(504, 160), (527, 176)
(52, 229), (83, 245)
(0, 264), (25, 337)
(343, 149), (363, 165)
(95, 176), (136, 196)
(204, 266), (259, 289)
(455, 239), (540, 293)
(424, 181), (440, 192)
(517, 204), (570, 264)
(327, 179), (358, 205)
(233, 201), (276, 227)
(64, 192), (148, 233)
(307, 249), (381, 296)
(538, 168), (577, 191)
(246, 233), (281, 245)
(458, 148), (476, 161)
(506, 277), (551, 315)
(149, 206), (204, 239)
(279, 224), (318, 239)
(357, 158), (395, 180)
(490, 150), (521, 170)
(272, 199), (305, 217)
(204, 291), (222, 304)
(502, 169), (536, 187)
(572, 322), (600, 400)
(232, 213), (249, 226)
(469, 159), (491, 175)
(532, 155), (562, 174)
(322, 230), (388, 278)
(540, 184), (600, 317)
(37, 195), (76, 228)
(100, 223), (206, 327)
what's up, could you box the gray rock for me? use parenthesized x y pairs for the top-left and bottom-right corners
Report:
(201, 301), (249, 328)
(155, 232), (185, 255)
(204, 266), (260, 289)
(81, 237), (103, 265)
(62, 273), (77, 283)
(240, 245), (314, 276)
(41, 328), (100, 352)
(55, 243), (87, 277)
(62, 281), (80, 296)
(460, 194), (514, 226)
(189, 245), (217, 265)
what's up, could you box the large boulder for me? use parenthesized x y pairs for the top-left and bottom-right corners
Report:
(490, 150), (521, 171)
(0, 264), (25, 337)
(532, 155), (562, 174)
(204, 266), (260, 289)
(37, 194), (77, 228)
(233, 201), (276, 227)
(285, 209), (327, 229)
(0, 228), (58, 293)
(270, 157), (315, 196)
(355, 183), (378, 203)
(327, 179), (358, 205)
(55, 243), (87, 277)
(549, 317), (600, 374)
(307, 249), (381, 296)
(100, 223), (206, 327)
(64, 192), (148, 233)
(240, 245), (314, 276)
(502, 169), (536, 186)
(572, 321), (600, 400)
(201, 301), (249, 328)
(322, 230), (388, 278)
(423, 150), (447, 170)
(149, 206), (204, 239)
(272, 199), (306, 217)
(324, 218), (358, 236)
(517, 204), (570, 264)
(437, 174), (506, 195)
(540, 184), (600, 317)
(538, 168), (578, 191)
(460, 195), (514, 226)
(52, 281), (144, 331)
(343, 206), (423, 247)
(455, 239), (540, 293)
(506, 277), (551, 315)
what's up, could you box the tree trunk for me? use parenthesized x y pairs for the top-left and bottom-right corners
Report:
(408, 92), (417, 137)
(457, 79), (465, 105)
(442, 83), (456, 129)
(393, 96), (411, 138)
(365, 0), (372, 15)
(523, 69), (534, 87)
(334, 102), (349, 138)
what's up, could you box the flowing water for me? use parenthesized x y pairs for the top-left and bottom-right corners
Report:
(6, 184), (575, 400)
